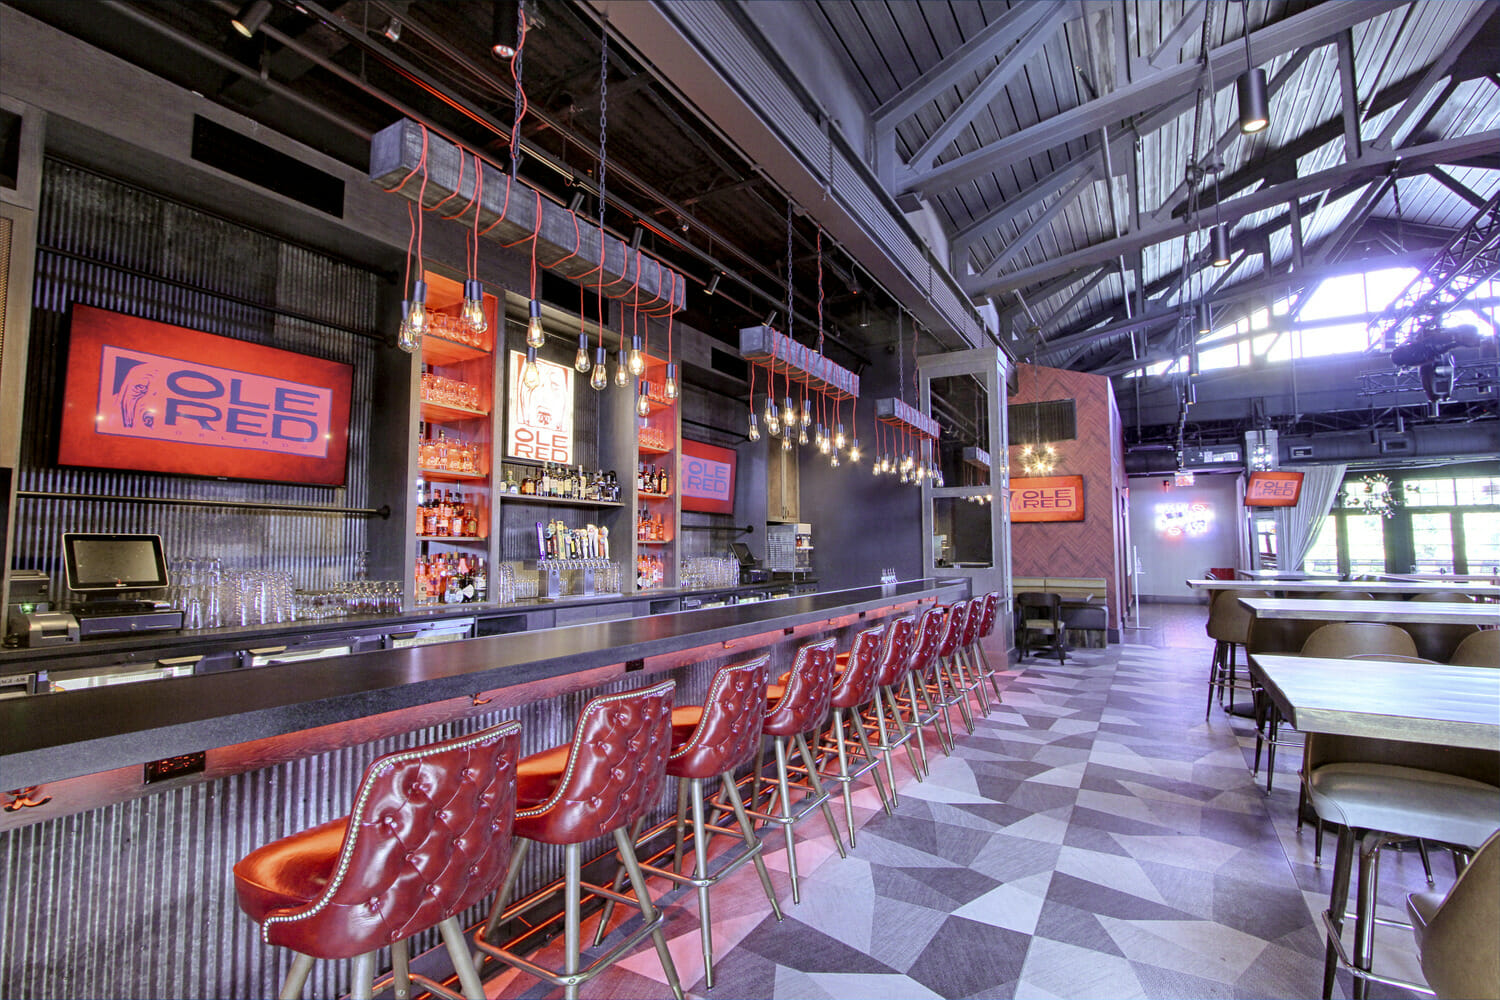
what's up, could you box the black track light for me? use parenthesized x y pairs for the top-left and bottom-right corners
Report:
(382, 17), (402, 43)
(1196, 302), (1212, 339)
(1211, 224), (1232, 266)
(231, 0), (271, 38)
(763, 309), (778, 329)
(629, 226), (644, 250)
(705, 273), (721, 296)
(490, 0), (520, 59)
(567, 190), (585, 213)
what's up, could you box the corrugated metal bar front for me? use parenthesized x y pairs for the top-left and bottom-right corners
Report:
(14, 161), (380, 603)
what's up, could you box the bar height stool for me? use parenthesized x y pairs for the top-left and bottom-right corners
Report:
(865, 615), (924, 792)
(934, 598), (976, 737)
(474, 683), (684, 1000)
(893, 605), (950, 764)
(816, 624), (895, 845)
(955, 592), (997, 714)
(597, 654), (784, 990)
(970, 591), (1006, 704)
(747, 637), (847, 904)
(233, 721), (523, 1000)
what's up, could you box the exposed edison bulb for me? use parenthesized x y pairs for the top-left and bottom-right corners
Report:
(767, 414), (781, 437)
(614, 350), (629, 387)
(797, 425), (809, 446)
(763, 398), (779, 434)
(521, 347), (542, 389)
(397, 300), (420, 353)
(834, 423), (847, 450)
(574, 333), (592, 373)
(663, 362), (678, 400)
(526, 299), (545, 348)
(781, 433), (793, 452)
(747, 412), (761, 442)
(817, 426), (831, 454)
(403, 278), (429, 339)
(830, 449), (840, 468)
(462, 280), (487, 335)
(801, 399), (812, 428)
(590, 346), (608, 390)
(849, 439), (861, 462)
(636, 382), (652, 417)
(781, 396), (794, 428)
(627, 335), (645, 376)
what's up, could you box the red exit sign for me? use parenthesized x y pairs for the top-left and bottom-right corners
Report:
(1010, 476), (1086, 522)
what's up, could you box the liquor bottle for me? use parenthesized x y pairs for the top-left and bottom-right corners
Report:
(443, 567), (462, 604)
(521, 471), (534, 495)
(657, 465), (667, 494)
(473, 558), (488, 603)
(505, 470), (519, 494)
(464, 498), (479, 538)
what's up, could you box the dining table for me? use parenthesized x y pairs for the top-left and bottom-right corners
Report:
(1237, 598), (1500, 627)
(1187, 578), (1500, 598)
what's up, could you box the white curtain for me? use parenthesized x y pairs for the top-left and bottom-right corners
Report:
(1274, 463), (1347, 571)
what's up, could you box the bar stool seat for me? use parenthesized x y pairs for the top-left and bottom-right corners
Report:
(234, 722), (522, 1000)
(1309, 764), (1499, 850)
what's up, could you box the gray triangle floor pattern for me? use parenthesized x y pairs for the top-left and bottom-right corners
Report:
(484, 635), (1439, 999)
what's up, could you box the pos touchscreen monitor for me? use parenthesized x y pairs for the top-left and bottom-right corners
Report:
(63, 533), (169, 593)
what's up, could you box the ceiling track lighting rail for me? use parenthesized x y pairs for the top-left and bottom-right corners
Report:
(370, 120), (686, 314)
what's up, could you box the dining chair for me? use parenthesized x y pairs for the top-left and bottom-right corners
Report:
(1015, 592), (1066, 665)
(1448, 630), (1499, 667)
(1405, 592), (1482, 662)
(1407, 829), (1500, 999)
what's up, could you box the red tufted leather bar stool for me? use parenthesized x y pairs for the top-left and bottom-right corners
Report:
(863, 615), (924, 793)
(970, 592), (1006, 704)
(594, 654), (784, 989)
(897, 605), (953, 761)
(814, 624), (895, 846)
(473, 683), (683, 1000)
(935, 599), (977, 736)
(955, 595), (992, 716)
(748, 637), (847, 904)
(233, 721), (522, 1000)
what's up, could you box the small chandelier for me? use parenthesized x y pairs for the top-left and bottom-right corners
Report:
(1019, 442), (1058, 476)
(1343, 473), (1401, 518)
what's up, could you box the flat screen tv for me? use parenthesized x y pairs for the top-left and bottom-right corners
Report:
(1245, 470), (1305, 507)
(63, 533), (169, 593)
(58, 305), (353, 485)
(681, 439), (737, 515)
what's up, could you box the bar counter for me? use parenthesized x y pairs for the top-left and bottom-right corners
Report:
(1, 579), (958, 790)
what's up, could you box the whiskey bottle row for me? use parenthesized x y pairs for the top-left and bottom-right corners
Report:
(636, 553), (665, 590)
(415, 553), (488, 605)
(638, 462), (671, 495)
(501, 463), (621, 502)
(417, 485), (482, 538)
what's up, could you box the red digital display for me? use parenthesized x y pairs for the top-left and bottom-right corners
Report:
(58, 305), (353, 485)
(1245, 470), (1304, 507)
(680, 439), (736, 515)
(1009, 476), (1085, 522)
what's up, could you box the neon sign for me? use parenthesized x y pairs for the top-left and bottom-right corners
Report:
(1155, 501), (1214, 539)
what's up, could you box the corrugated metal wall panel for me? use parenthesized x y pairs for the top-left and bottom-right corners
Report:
(14, 162), (380, 601)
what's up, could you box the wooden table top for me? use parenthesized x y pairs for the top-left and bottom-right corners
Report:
(1237, 571), (1340, 580)
(1238, 597), (1500, 626)
(1187, 578), (1500, 597)
(1249, 654), (1500, 749)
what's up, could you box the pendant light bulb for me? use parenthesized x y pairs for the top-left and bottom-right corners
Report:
(627, 335), (645, 376)
(834, 423), (847, 450)
(1237, 67), (1270, 134)
(462, 279), (488, 335)
(663, 362), (678, 400)
(781, 434), (793, 452)
(798, 425), (809, 446)
(590, 346), (608, 390)
(614, 351), (629, 387)
(574, 333), (592, 373)
(397, 300), (420, 353)
(849, 439), (861, 462)
(782, 396), (795, 428)
(405, 279), (429, 336)
(801, 399), (812, 428)
(830, 450), (840, 468)
(526, 299), (545, 348)
(521, 347), (542, 389)
(747, 412), (761, 442)
(636, 383), (652, 417)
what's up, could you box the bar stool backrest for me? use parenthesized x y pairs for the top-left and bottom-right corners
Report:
(830, 625), (886, 709)
(765, 638), (839, 736)
(978, 592), (1000, 638)
(1409, 591), (1478, 604)
(937, 600), (968, 658)
(515, 682), (675, 844)
(959, 599), (984, 647)
(670, 654), (771, 779)
(1206, 589), (1269, 644)
(874, 615), (917, 686)
(905, 606), (945, 676)
(1449, 629), (1500, 667)
(258, 721), (522, 957)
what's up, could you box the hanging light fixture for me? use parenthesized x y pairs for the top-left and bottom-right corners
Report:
(614, 349), (629, 387)
(1196, 301), (1212, 337)
(1210, 224), (1232, 267)
(590, 346), (608, 390)
(636, 380), (652, 417)
(797, 422), (809, 446)
(574, 333), (592, 372)
(490, 0), (520, 59)
(1237, 19), (1270, 134)
(663, 362), (678, 400)
(521, 346), (542, 389)
(747, 412), (761, 442)
(627, 334), (645, 376)
(834, 422), (847, 451)
(849, 438), (862, 463)
(231, 0), (271, 37)
(704, 273), (721, 296)
(526, 298), (545, 348)
(399, 279), (429, 353)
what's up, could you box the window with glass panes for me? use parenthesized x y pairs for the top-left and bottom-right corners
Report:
(1306, 471), (1500, 576)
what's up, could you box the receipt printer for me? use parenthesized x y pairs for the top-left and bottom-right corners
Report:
(9, 610), (80, 647)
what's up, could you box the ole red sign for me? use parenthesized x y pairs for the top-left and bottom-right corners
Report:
(1010, 476), (1085, 522)
(59, 305), (353, 485)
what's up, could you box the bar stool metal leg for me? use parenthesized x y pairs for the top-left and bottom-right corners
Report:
(1322, 825), (1356, 1000)
(279, 954), (315, 1000)
(390, 940), (411, 1000)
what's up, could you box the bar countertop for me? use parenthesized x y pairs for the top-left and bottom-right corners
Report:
(0, 579), (965, 789)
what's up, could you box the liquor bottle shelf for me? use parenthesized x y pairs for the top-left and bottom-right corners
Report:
(500, 494), (623, 509)
(637, 442), (672, 456)
(638, 491), (673, 501)
(636, 539), (672, 546)
(420, 400), (490, 423)
(419, 467), (489, 482)
(422, 335), (489, 366)
(416, 534), (488, 542)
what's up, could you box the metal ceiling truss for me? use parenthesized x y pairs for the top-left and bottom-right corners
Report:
(1367, 189), (1500, 350)
(1357, 359), (1500, 398)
